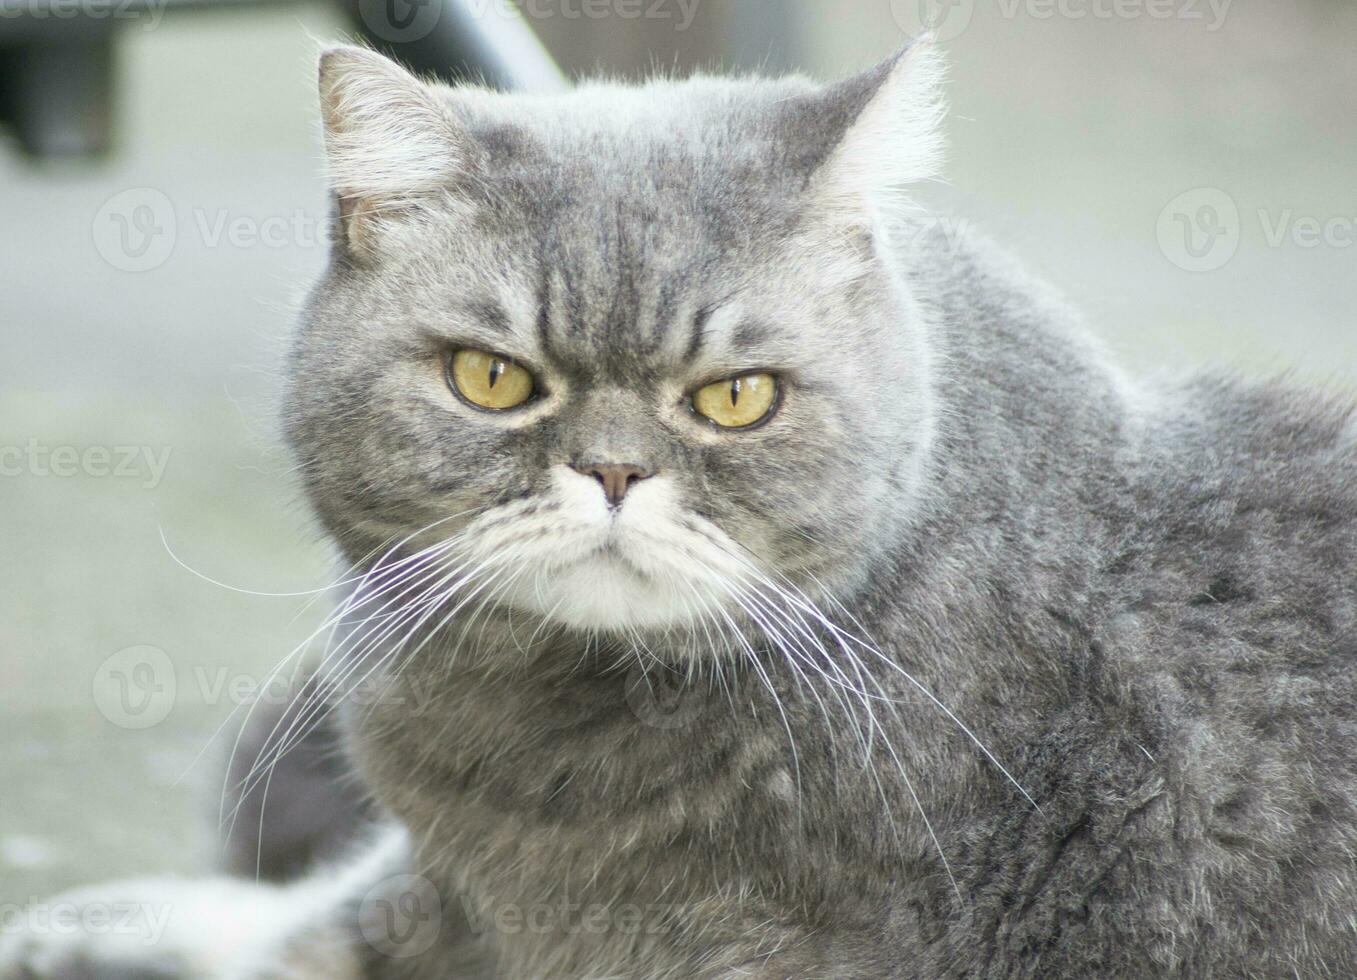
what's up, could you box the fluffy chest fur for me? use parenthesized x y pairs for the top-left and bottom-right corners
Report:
(350, 645), (928, 978)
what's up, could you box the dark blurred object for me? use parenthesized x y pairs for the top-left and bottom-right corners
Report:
(0, 15), (117, 157)
(0, 0), (561, 159)
(221, 671), (372, 881)
(339, 0), (562, 91)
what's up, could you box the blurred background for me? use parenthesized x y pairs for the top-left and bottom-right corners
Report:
(1, 0), (1354, 906)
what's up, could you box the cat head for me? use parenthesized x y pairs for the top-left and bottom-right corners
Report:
(287, 43), (945, 640)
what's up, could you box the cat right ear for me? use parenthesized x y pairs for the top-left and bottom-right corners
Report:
(806, 39), (948, 230)
(318, 46), (463, 260)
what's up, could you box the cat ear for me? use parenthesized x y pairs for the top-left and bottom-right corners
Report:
(318, 45), (464, 259)
(811, 39), (947, 226)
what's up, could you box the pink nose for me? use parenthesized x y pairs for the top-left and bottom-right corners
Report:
(573, 462), (654, 508)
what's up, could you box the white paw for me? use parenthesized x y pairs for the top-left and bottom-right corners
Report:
(0, 876), (307, 980)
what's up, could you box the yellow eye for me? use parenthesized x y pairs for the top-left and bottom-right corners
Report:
(692, 372), (779, 429)
(448, 350), (535, 410)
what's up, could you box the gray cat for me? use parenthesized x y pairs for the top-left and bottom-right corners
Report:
(5, 39), (1357, 979)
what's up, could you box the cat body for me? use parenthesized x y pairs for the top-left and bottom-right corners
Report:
(330, 226), (1357, 980)
(4, 41), (1356, 980)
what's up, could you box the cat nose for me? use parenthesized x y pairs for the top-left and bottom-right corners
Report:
(573, 462), (654, 508)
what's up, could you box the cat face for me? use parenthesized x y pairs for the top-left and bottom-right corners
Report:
(287, 45), (945, 638)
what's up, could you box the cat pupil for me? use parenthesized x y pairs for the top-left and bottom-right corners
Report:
(730, 379), (741, 407)
(488, 361), (502, 388)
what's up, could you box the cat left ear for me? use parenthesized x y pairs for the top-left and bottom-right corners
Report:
(318, 46), (464, 259)
(812, 38), (947, 225)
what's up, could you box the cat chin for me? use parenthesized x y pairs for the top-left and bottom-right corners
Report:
(502, 552), (723, 632)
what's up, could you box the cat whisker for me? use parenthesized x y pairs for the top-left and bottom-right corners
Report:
(212, 528), (471, 829)
(224, 548), (475, 835)
(705, 540), (1041, 814)
(225, 538), (494, 805)
(233, 551), (520, 858)
(731, 574), (962, 903)
(176, 522), (465, 796)
(159, 507), (482, 600)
